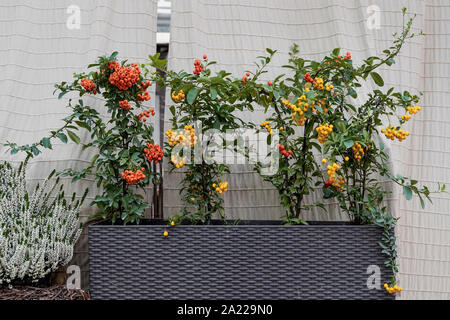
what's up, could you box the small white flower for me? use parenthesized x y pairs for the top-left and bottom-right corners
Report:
(0, 162), (82, 283)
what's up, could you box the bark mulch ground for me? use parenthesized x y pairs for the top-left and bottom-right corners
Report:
(0, 285), (90, 300)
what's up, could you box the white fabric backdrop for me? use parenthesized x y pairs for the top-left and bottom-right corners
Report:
(167, 0), (450, 299)
(0, 0), (157, 288)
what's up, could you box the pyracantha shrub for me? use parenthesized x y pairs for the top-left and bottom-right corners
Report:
(250, 8), (445, 293)
(6, 52), (162, 223)
(148, 51), (274, 224)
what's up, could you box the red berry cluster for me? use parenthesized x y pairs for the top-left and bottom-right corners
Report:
(278, 144), (292, 158)
(119, 99), (131, 110)
(137, 80), (152, 101)
(81, 78), (96, 92)
(193, 59), (204, 75)
(344, 51), (351, 60)
(143, 143), (164, 164)
(241, 72), (250, 83)
(109, 62), (140, 90)
(304, 72), (314, 83)
(138, 108), (155, 122)
(121, 168), (146, 185)
(324, 180), (333, 187)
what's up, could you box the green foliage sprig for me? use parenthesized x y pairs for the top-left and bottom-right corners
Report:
(6, 52), (161, 224)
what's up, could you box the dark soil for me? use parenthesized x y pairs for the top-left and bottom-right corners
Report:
(0, 285), (90, 300)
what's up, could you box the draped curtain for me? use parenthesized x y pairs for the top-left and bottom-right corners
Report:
(166, 0), (450, 299)
(0, 0), (157, 288)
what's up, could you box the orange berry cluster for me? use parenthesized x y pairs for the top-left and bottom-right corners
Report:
(143, 143), (163, 164)
(352, 142), (365, 162)
(193, 59), (204, 75)
(119, 99), (131, 110)
(406, 105), (421, 114)
(109, 62), (140, 91)
(81, 78), (95, 92)
(107, 61), (120, 70)
(316, 123), (333, 143)
(260, 121), (273, 135)
(381, 126), (410, 141)
(241, 72), (250, 83)
(137, 80), (151, 102)
(384, 283), (402, 294)
(121, 168), (146, 185)
(213, 181), (228, 194)
(278, 144), (292, 158)
(139, 108), (155, 122)
(171, 90), (185, 102)
(137, 80), (151, 91)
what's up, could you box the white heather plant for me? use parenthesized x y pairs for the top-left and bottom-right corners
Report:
(0, 161), (85, 285)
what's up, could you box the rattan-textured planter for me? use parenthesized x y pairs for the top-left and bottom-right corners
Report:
(89, 222), (394, 300)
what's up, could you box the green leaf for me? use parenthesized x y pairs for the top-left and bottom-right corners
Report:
(41, 137), (52, 149)
(332, 48), (341, 56)
(403, 186), (412, 200)
(75, 121), (91, 131)
(67, 130), (81, 144)
(419, 196), (425, 209)
(343, 139), (354, 148)
(370, 72), (384, 87)
(58, 91), (68, 99)
(56, 132), (68, 143)
(186, 87), (200, 104)
(210, 87), (218, 100)
(31, 146), (40, 156)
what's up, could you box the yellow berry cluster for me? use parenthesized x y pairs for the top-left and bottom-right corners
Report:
(384, 283), (402, 294)
(332, 175), (346, 191)
(406, 105), (421, 115)
(326, 163), (345, 191)
(183, 125), (196, 147)
(282, 99), (307, 126)
(260, 121), (273, 135)
(165, 125), (197, 147)
(213, 181), (228, 194)
(324, 83), (334, 91)
(171, 155), (186, 168)
(401, 114), (411, 121)
(381, 126), (410, 142)
(327, 162), (339, 178)
(352, 142), (365, 162)
(316, 123), (333, 143)
(311, 97), (328, 114)
(313, 77), (324, 90)
(171, 89), (185, 102)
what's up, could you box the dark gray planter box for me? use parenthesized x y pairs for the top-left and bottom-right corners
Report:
(89, 222), (394, 300)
